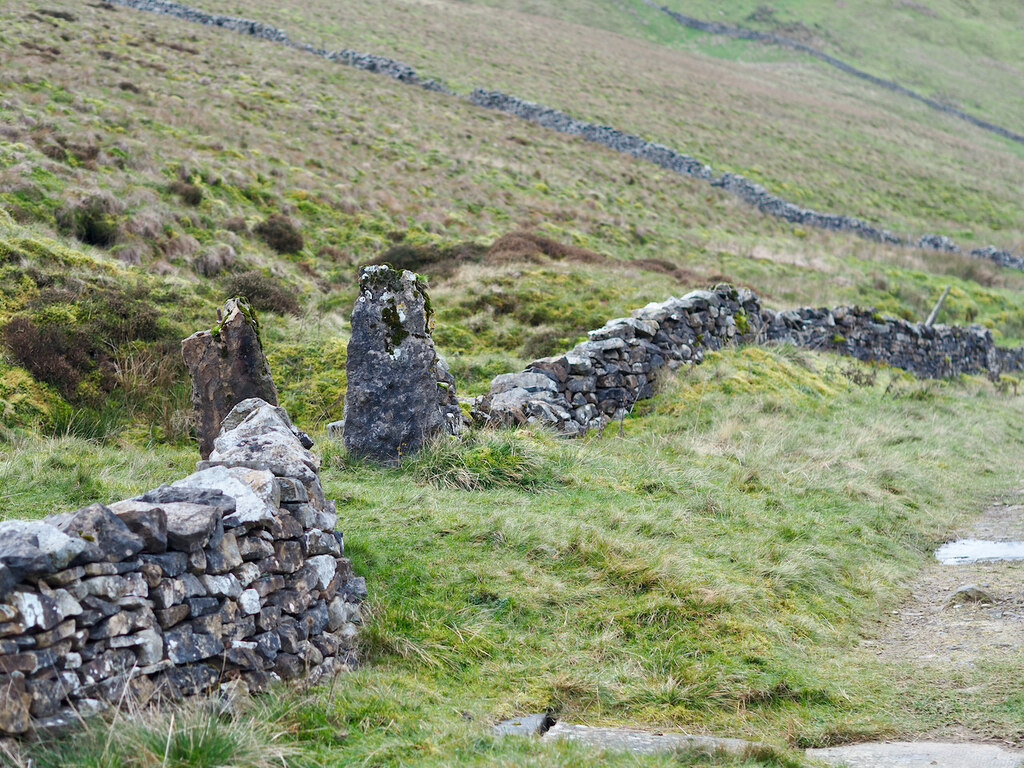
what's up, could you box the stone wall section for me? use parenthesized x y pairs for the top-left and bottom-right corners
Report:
(476, 285), (1024, 434)
(0, 399), (363, 736)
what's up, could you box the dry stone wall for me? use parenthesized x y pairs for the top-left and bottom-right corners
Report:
(475, 284), (1024, 434)
(107, 0), (1023, 272)
(648, 2), (1024, 147)
(0, 398), (363, 736)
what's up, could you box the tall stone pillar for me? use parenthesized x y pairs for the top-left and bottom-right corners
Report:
(182, 298), (279, 459)
(340, 266), (460, 463)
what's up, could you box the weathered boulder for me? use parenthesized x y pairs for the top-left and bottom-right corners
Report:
(340, 265), (461, 463)
(181, 298), (279, 460)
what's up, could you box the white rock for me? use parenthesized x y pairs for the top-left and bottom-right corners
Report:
(172, 466), (280, 527)
(234, 562), (261, 587)
(238, 589), (261, 615)
(306, 555), (337, 591)
(199, 573), (241, 599)
(208, 400), (320, 483)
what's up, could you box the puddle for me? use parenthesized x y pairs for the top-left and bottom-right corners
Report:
(936, 539), (1024, 565)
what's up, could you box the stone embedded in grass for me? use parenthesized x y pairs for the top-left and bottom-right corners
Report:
(181, 298), (280, 460)
(340, 265), (461, 463)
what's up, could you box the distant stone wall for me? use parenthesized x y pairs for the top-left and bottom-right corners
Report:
(474, 285), (1024, 434)
(105, 0), (1023, 272)
(104, 0), (451, 92)
(469, 89), (1024, 272)
(648, 2), (1024, 147)
(0, 399), (363, 736)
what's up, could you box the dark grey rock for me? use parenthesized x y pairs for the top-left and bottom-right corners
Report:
(140, 552), (188, 578)
(181, 297), (280, 460)
(107, 501), (168, 554)
(46, 503), (145, 562)
(160, 664), (218, 698)
(164, 627), (224, 664)
(139, 494), (226, 553)
(341, 266), (461, 464)
(205, 532), (242, 574)
(0, 521), (99, 581)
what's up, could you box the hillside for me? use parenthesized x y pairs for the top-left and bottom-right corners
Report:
(2, 0), (1024, 765)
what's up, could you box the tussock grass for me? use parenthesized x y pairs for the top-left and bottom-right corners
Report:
(9, 699), (295, 768)
(10, 347), (1024, 765)
(399, 430), (580, 491)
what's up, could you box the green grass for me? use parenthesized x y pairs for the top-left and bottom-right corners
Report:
(180, 0), (1024, 245)
(9, 348), (1024, 766)
(3, 0), (1024, 763)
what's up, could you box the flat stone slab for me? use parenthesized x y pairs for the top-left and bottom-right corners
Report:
(492, 714), (550, 737)
(541, 723), (759, 757)
(807, 742), (1024, 767)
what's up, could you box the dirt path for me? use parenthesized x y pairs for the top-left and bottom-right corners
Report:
(868, 500), (1024, 669)
(809, 498), (1024, 767)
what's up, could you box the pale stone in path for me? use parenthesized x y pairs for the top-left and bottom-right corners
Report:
(807, 741), (1023, 767)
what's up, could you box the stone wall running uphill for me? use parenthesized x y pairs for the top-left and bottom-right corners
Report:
(648, 2), (1024, 147)
(105, 0), (1024, 272)
(474, 284), (1024, 434)
(0, 398), (363, 736)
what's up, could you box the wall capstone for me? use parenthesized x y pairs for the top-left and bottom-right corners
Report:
(0, 398), (363, 736)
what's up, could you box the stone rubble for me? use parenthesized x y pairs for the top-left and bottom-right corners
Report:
(475, 284), (1024, 434)
(0, 399), (363, 736)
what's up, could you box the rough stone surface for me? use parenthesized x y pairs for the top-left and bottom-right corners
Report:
(946, 584), (995, 606)
(806, 742), (1024, 767)
(492, 713), (551, 737)
(206, 399), (319, 484)
(181, 297), (279, 460)
(107, 501), (169, 554)
(341, 265), (461, 463)
(46, 504), (145, 562)
(541, 723), (763, 757)
(0, 521), (97, 583)
(0, 395), (363, 737)
(475, 284), (1024, 435)
(173, 466), (280, 528)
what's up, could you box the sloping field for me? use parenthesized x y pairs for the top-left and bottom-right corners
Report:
(185, 0), (1024, 248)
(2, 0), (1024, 765)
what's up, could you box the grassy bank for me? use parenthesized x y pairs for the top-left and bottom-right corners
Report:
(6, 347), (1023, 766)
